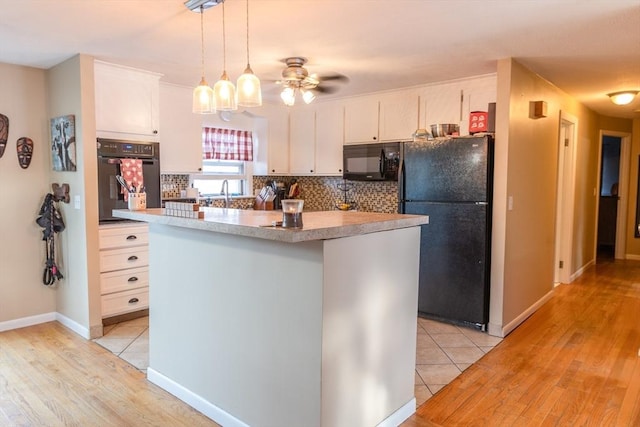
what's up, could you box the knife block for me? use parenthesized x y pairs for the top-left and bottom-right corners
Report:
(254, 196), (274, 210)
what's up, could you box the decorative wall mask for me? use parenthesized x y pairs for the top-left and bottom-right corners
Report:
(0, 113), (8, 158)
(17, 137), (33, 169)
(50, 114), (76, 171)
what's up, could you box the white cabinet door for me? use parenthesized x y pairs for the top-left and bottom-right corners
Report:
(379, 91), (419, 141)
(159, 83), (203, 173)
(289, 107), (316, 174)
(420, 83), (462, 130)
(315, 103), (344, 175)
(95, 61), (161, 139)
(344, 97), (379, 144)
(267, 107), (290, 175)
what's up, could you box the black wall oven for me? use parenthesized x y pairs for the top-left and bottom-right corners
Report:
(97, 138), (161, 222)
(343, 142), (401, 181)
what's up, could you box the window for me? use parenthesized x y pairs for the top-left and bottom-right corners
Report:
(191, 127), (255, 197)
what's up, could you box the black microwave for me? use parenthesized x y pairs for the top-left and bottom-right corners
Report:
(343, 142), (401, 181)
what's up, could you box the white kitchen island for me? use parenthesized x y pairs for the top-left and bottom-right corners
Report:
(113, 208), (428, 427)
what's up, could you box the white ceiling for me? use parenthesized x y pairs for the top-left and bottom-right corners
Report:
(1, 0), (639, 118)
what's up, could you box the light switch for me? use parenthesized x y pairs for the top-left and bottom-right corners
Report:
(508, 196), (513, 211)
(74, 194), (81, 210)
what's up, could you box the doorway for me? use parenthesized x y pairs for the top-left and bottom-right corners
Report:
(597, 136), (621, 259)
(596, 131), (631, 261)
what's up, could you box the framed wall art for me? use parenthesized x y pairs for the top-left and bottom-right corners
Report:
(50, 114), (76, 171)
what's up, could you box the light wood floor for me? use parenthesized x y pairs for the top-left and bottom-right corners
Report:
(405, 259), (640, 426)
(1, 259), (638, 426)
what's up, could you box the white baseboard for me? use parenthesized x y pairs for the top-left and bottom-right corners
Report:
(0, 312), (90, 340)
(0, 312), (56, 333)
(570, 259), (594, 282)
(147, 367), (250, 427)
(376, 398), (416, 427)
(626, 254), (640, 261)
(501, 289), (554, 336)
(55, 313), (90, 339)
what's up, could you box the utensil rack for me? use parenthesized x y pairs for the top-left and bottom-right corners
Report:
(336, 180), (356, 210)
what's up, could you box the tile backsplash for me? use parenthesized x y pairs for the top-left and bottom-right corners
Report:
(161, 174), (398, 213)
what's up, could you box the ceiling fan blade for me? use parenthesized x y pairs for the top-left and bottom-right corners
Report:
(313, 85), (341, 94)
(318, 73), (349, 83)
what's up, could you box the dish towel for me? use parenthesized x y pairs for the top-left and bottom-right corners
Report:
(120, 158), (144, 202)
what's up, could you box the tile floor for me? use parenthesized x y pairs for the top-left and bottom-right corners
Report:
(93, 315), (502, 406)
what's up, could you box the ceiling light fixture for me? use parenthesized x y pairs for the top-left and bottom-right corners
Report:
(236, 0), (262, 107)
(213, 0), (237, 111)
(192, 5), (215, 114)
(608, 90), (638, 106)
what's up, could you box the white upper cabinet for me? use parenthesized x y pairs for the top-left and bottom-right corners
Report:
(94, 61), (161, 140)
(378, 91), (420, 141)
(289, 107), (316, 174)
(267, 107), (290, 175)
(420, 83), (462, 130)
(314, 102), (344, 175)
(344, 96), (379, 144)
(159, 83), (203, 173)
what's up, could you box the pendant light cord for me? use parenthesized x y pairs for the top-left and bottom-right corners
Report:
(200, 5), (205, 79)
(245, 0), (250, 67)
(222, 0), (227, 74)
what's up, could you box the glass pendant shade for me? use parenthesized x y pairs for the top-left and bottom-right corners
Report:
(237, 66), (262, 107)
(214, 72), (237, 111)
(193, 78), (215, 113)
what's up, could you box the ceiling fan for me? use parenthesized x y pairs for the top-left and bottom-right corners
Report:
(276, 57), (348, 105)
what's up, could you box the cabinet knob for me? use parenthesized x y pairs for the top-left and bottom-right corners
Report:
(310, 170), (314, 173)
(127, 255), (138, 261)
(126, 235), (137, 240)
(128, 276), (139, 282)
(153, 130), (158, 134)
(339, 169), (342, 172)
(272, 169), (275, 173)
(128, 298), (139, 304)
(373, 136), (377, 140)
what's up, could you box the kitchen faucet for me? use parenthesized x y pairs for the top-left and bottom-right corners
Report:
(220, 179), (230, 208)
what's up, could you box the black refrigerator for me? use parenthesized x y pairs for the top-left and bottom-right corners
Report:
(399, 135), (493, 330)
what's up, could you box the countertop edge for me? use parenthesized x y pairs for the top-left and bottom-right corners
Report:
(113, 209), (428, 243)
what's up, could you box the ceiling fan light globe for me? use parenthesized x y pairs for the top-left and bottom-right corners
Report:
(237, 70), (262, 107)
(193, 80), (215, 114)
(302, 89), (315, 104)
(214, 75), (237, 111)
(281, 87), (295, 106)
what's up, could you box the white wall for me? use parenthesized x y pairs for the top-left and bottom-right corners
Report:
(0, 63), (57, 328)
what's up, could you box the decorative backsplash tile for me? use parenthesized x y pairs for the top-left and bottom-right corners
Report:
(253, 176), (398, 213)
(161, 173), (398, 213)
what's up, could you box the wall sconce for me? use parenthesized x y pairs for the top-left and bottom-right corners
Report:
(608, 91), (638, 106)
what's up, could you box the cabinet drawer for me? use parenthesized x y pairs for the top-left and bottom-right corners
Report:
(99, 224), (148, 249)
(101, 287), (149, 318)
(100, 247), (149, 272)
(100, 266), (149, 295)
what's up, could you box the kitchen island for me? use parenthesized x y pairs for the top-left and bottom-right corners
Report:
(113, 208), (429, 427)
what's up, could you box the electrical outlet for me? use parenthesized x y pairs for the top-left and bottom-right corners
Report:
(508, 196), (513, 211)
(74, 194), (81, 210)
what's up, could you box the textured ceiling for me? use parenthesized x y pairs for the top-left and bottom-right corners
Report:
(1, 0), (639, 118)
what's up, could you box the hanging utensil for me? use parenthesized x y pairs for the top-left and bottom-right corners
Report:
(116, 175), (132, 193)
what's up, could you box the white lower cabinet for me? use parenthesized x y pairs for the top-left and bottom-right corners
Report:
(99, 223), (149, 318)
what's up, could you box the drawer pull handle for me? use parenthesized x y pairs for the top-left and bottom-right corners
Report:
(126, 235), (137, 240)
(128, 276), (138, 282)
(127, 255), (138, 261)
(128, 298), (139, 304)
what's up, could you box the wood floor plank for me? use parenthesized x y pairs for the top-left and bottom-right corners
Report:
(0, 322), (218, 426)
(407, 259), (640, 426)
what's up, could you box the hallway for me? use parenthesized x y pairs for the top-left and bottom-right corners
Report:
(405, 259), (640, 426)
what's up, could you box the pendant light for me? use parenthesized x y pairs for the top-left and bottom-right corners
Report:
(214, 0), (237, 111)
(192, 5), (215, 114)
(236, 0), (262, 107)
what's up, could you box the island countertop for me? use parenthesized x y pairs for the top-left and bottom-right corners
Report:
(113, 207), (429, 243)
